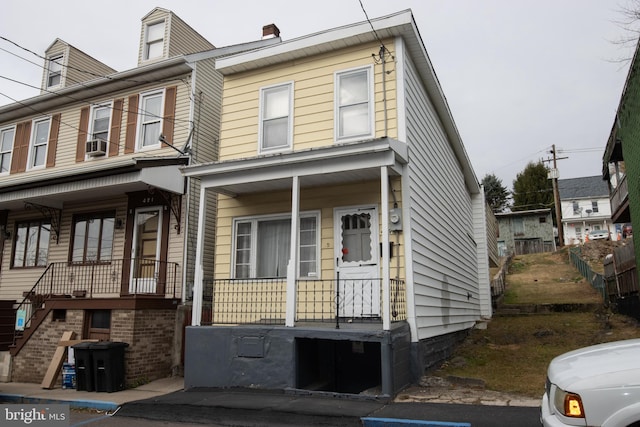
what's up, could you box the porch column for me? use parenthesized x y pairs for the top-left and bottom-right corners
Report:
(191, 185), (207, 326)
(285, 176), (300, 327)
(381, 167), (391, 331)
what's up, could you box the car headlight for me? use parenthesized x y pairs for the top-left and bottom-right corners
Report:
(553, 387), (585, 418)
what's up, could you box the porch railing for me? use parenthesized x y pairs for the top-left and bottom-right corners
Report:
(12, 259), (179, 344)
(204, 277), (406, 327)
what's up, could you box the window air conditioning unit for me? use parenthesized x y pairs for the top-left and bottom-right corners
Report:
(86, 139), (107, 157)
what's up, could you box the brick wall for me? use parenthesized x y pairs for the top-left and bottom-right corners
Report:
(12, 309), (84, 384)
(12, 307), (177, 387)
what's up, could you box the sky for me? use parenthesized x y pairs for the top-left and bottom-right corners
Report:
(0, 0), (637, 191)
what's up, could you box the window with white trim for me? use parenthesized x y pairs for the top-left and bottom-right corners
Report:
(47, 55), (63, 88)
(259, 83), (292, 152)
(0, 126), (14, 173)
(591, 201), (599, 213)
(233, 213), (319, 279)
(138, 91), (163, 150)
(29, 118), (51, 169)
(144, 21), (165, 61)
(90, 104), (112, 143)
(335, 67), (373, 141)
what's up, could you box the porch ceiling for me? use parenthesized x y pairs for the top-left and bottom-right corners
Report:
(182, 138), (408, 196)
(0, 163), (185, 210)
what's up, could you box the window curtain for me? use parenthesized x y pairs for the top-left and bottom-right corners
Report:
(256, 219), (290, 278)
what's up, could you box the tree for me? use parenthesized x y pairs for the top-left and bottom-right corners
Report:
(511, 161), (554, 212)
(481, 173), (509, 213)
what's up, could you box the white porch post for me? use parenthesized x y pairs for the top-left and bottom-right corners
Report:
(285, 176), (300, 327)
(381, 167), (391, 331)
(191, 185), (207, 326)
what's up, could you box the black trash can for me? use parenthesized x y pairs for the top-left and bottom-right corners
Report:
(91, 341), (128, 393)
(72, 342), (95, 392)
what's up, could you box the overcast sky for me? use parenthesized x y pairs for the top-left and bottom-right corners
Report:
(0, 0), (636, 191)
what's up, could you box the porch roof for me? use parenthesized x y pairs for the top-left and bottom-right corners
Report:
(0, 158), (187, 210)
(182, 138), (408, 196)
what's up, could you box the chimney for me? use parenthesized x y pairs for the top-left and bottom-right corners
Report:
(262, 24), (280, 39)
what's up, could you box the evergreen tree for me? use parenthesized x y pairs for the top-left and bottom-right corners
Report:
(481, 173), (509, 213)
(512, 161), (554, 212)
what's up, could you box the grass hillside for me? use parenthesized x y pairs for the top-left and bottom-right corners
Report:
(433, 248), (640, 397)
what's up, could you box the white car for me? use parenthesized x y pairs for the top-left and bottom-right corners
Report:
(541, 339), (640, 427)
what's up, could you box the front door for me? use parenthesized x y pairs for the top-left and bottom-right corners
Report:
(130, 207), (162, 293)
(334, 207), (380, 317)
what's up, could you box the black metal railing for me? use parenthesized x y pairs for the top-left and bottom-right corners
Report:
(12, 259), (180, 345)
(206, 277), (406, 327)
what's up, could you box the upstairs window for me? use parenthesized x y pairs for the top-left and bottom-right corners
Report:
(71, 212), (115, 263)
(138, 91), (163, 149)
(29, 118), (51, 169)
(572, 201), (580, 215)
(90, 104), (111, 142)
(259, 83), (293, 153)
(591, 201), (599, 213)
(513, 217), (524, 236)
(0, 126), (14, 173)
(335, 66), (373, 141)
(144, 21), (165, 61)
(47, 55), (63, 88)
(13, 220), (51, 268)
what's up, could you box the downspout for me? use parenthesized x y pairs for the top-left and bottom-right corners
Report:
(380, 45), (388, 137)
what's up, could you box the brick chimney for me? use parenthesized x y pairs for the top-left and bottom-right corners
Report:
(262, 24), (280, 39)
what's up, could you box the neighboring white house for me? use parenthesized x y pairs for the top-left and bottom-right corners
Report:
(559, 176), (617, 244)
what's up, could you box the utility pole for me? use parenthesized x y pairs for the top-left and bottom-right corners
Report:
(546, 144), (568, 247)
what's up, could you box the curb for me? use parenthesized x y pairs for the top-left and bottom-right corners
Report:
(0, 393), (118, 411)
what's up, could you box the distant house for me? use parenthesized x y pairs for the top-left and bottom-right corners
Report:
(183, 10), (490, 396)
(496, 209), (555, 255)
(558, 176), (616, 244)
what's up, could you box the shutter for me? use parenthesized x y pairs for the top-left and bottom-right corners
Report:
(125, 94), (139, 154)
(10, 121), (31, 173)
(162, 86), (177, 145)
(109, 98), (124, 156)
(76, 107), (89, 162)
(46, 113), (61, 167)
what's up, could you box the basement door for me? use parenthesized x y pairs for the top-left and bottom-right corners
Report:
(334, 207), (380, 317)
(130, 207), (162, 294)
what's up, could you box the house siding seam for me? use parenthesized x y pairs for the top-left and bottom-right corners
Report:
(403, 45), (479, 340)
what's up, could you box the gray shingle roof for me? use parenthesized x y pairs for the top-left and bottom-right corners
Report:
(558, 176), (608, 199)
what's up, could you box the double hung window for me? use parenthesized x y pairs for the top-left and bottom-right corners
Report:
(13, 220), (51, 267)
(335, 67), (373, 141)
(234, 213), (319, 279)
(0, 127), (14, 173)
(138, 91), (163, 149)
(90, 105), (111, 142)
(71, 213), (115, 263)
(47, 55), (63, 88)
(30, 118), (51, 169)
(144, 21), (165, 61)
(259, 83), (292, 152)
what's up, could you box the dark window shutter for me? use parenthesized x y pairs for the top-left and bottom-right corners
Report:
(46, 113), (61, 168)
(76, 107), (89, 162)
(109, 98), (124, 156)
(162, 86), (177, 145)
(10, 121), (31, 173)
(125, 94), (139, 154)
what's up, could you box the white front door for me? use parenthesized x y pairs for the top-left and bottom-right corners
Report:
(334, 207), (380, 317)
(130, 207), (162, 294)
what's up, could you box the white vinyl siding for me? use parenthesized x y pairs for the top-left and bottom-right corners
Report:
(403, 49), (480, 339)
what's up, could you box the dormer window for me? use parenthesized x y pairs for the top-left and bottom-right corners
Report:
(47, 55), (63, 88)
(144, 21), (165, 61)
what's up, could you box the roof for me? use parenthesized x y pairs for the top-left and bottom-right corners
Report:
(558, 176), (608, 200)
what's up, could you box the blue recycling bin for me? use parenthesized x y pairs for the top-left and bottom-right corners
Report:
(91, 341), (129, 393)
(71, 342), (94, 392)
